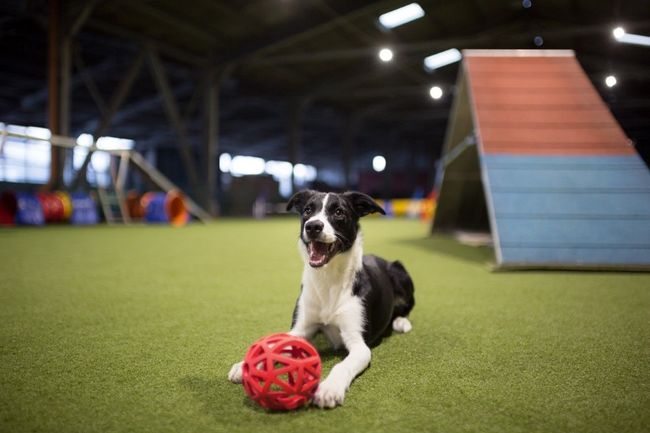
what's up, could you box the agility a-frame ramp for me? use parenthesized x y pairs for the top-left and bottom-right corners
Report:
(433, 50), (650, 270)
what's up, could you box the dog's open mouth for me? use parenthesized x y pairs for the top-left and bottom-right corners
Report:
(307, 241), (339, 268)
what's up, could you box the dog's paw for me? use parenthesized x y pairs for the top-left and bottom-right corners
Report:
(312, 376), (347, 408)
(228, 361), (243, 383)
(392, 316), (412, 333)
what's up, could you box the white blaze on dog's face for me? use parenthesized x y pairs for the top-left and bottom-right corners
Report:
(286, 190), (386, 268)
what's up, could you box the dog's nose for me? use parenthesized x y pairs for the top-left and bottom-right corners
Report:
(305, 220), (324, 238)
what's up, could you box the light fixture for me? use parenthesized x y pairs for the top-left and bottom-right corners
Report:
(378, 48), (393, 62)
(613, 27), (625, 39)
(423, 48), (462, 72)
(219, 153), (232, 172)
(372, 155), (386, 172)
(76, 133), (94, 147)
(605, 75), (617, 88)
(615, 32), (650, 47)
(230, 155), (265, 176)
(534, 35), (544, 47)
(378, 3), (425, 29)
(522, 0), (532, 8)
(429, 86), (443, 100)
(613, 26), (650, 46)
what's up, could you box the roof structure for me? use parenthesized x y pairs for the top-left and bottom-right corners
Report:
(1, 0), (649, 186)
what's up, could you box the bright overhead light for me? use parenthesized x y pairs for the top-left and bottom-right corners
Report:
(372, 155), (386, 172)
(378, 3), (425, 29)
(615, 31), (650, 47)
(429, 86), (443, 100)
(230, 155), (265, 176)
(423, 48), (462, 72)
(613, 27), (625, 39)
(378, 48), (393, 62)
(219, 153), (232, 172)
(605, 75), (617, 88)
(96, 136), (134, 151)
(76, 133), (94, 147)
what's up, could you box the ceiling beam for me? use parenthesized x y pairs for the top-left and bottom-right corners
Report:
(216, 0), (402, 64)
(86, 19), (206, 65)
(248, 19), (650, 66)
(126, 2), (219, 46)
(68, 0), (100, 36)
(20, 55), (116, 110)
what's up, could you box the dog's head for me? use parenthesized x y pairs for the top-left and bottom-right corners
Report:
(286, 190), (385, 268)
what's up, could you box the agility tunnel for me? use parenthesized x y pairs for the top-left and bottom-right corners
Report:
(0, 190), (99, 226)
(0, 189), (188, 227)
(139, 190), (189, 227)
(433, 50), (650, 270)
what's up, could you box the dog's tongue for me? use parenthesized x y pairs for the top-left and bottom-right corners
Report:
(308, 241), (329, 267)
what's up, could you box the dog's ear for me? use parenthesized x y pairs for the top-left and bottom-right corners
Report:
(286, 190), (316, 213)
(343, 192), (385, 217)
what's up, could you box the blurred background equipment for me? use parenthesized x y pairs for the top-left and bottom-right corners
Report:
(433, 50), (650, 270)
(0, 0), (648, 221)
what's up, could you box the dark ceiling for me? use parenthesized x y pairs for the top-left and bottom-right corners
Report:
(1, 0), (649, 192)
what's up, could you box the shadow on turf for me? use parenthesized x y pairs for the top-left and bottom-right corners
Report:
(181, 375), (332, 415)
(180, 376), (297, 416)
(397, 235), (494, 265)
(180, 344), (354, 415)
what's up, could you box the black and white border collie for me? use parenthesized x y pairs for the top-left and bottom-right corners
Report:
(229, 190), (415, 408)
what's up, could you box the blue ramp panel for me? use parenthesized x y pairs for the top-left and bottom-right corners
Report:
(482, 154), (650, 268)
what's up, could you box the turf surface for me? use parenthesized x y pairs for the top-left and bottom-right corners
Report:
(1, 218), (649, 433)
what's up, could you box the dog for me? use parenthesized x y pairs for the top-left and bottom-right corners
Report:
(228, 190), (415, 408)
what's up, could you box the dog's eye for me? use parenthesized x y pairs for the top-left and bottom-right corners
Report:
(304, 206), (312, 216)
(334, 208), (344, 217)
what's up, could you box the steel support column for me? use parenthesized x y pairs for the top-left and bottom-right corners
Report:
(287, 98), (306, 194)
(342, 114), (361, 190)
(202, 67), (220, 215)
(146, 48), (202, 200)
(47, 0), (64, 190)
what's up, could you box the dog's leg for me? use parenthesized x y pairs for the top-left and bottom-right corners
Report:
(228, 322), (318, 384)
(228, 361), (244, 383)
(313, 331), (371, 408)
(288, 322), (319, 340)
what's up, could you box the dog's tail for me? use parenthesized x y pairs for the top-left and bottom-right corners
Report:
(388, 260), (415, 319)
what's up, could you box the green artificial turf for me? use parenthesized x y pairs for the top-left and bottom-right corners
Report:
(1, 218), (649, 433)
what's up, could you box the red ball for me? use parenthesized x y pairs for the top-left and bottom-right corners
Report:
(242, 333), (321, 410)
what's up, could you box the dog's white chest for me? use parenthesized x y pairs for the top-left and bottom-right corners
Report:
(315, 285), (348, 325)
(300, 277), (365, 336)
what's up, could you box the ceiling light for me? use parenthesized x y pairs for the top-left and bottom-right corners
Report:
(613, 27), (625, 39)
(372, 155), (386, 172)
(230, 155), (265, 176)
(615, 32), (650, 47)
(423, 48), (462, 72)
(76, 133), (94, 147)
(378, 3), (425, 29)
(429, 86), (443, 100)
(378, 48), (393, 62)
(605, 75), (617, 88)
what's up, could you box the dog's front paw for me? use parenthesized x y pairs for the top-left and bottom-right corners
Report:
(312, 377), (347, 408)
(228, 361), (243, 383)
